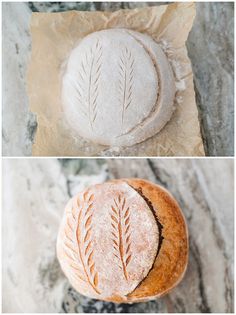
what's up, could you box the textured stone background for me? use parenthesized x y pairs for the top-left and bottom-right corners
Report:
(3, 158), (234, 312)
(2, 2), (234, 156)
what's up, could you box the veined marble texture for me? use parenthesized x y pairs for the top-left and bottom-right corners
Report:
(2, 2), (234, 156)
(2, 159), (234, 313)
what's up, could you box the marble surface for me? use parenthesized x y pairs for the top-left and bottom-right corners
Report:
(2, 2), (234, 156)
(3, 158), (234, 312)
(187, 2), (234, 156)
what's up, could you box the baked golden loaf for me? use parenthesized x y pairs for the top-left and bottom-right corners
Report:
(57, 179), (188, 303)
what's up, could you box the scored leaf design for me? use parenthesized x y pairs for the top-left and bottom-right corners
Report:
(64, 206), (86, 283)
(74, 40), (102, 130)
(118, 47), (135, 128)
(110, 194), (132, 280)
(64, 191), (100, 294)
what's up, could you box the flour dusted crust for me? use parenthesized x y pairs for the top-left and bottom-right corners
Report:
(57, 182), (159, 300)
(57, 179), (188, 303)
(62, 29), (175, 147)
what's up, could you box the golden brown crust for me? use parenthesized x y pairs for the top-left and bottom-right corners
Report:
(126, 178), (188, 301)
(57, 178), (188, 303)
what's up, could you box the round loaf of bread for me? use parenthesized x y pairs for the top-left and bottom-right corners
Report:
(57, 179), (188, 303)
(62, 29), (176, 147)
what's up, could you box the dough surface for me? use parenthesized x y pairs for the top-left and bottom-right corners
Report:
(62, 29), (175, 146)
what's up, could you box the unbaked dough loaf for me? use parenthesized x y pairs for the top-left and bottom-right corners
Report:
(57, 179), (188, 303)
(62, 29), (175, 147)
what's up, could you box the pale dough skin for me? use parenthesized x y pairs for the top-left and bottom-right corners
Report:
(62, 29), (176, 146)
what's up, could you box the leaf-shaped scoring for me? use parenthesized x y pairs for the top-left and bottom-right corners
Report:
(118, 46), (135, 129)
(74, 40), (102, 130)
(110, 194), (132, 280)
(63, 206), (86, 283)
(64, 191), (100, 294)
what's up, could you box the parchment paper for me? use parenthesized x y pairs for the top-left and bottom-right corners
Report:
(27, 2), (205, 156)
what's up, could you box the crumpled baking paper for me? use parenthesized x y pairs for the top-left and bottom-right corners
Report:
(27, 2), (205, 156)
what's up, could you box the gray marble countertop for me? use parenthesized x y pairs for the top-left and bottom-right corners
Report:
(3, 158), (234, 312)
(2, 2), (234, 156)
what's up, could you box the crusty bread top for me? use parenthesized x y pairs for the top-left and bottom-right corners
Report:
(57, 178), (188, 303)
